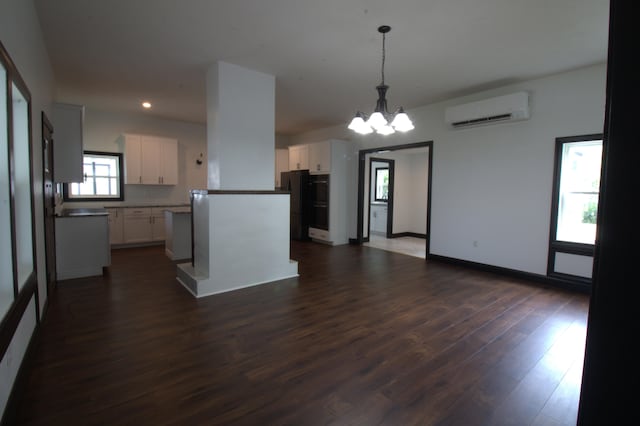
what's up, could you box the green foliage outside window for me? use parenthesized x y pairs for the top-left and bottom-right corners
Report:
(582, 201), (598, 224)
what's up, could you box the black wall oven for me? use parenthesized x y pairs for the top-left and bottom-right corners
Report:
(309, 174), (329, 230)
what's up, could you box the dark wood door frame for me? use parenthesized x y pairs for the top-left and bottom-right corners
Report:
(356, 141), (434, 257)
(367, 157), (395, 240)
(41, 112), (56, 307)
(578, 0), (640, 421)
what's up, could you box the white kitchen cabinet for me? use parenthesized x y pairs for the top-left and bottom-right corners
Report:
(55, 213), (110, 280)
(288, 144), (309, 171)
(275, 148), (289, 188)
(370, 204), (388, 233)
(105, 207), (124, 245)
(308, 139), (354, 245)
(158, 138), (178, 184)
(151, 207), (166, 241)
(123, 207), (153, 243)
(308, 141), (331, 174)
(122, 207), (168, 244)
(52, 103), (84, 183)
(124, 134), (178, 185)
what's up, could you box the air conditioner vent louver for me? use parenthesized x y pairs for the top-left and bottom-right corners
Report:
(445, 92), (530, 129)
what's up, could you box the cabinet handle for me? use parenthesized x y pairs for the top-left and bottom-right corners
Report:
(139, 176), (142, 184)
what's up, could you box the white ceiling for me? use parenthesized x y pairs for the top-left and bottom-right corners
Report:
(34, 0), (609, 135)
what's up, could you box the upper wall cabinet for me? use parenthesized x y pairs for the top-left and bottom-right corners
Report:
(123, 134), (178, 185)
(308, 142), (331, 174)
(288, 144), (309, 171)
(288, 140), (338, 175)
(52, 103), (84, 182)
(275, 148), (289, 188)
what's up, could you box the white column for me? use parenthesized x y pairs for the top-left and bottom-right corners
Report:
(177, 62), (297, 298)
(206, 61), (275, 190)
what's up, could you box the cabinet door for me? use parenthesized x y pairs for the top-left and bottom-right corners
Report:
(288, 146), (298, 170)
(140, 136), (161, 184)
(106, 208), (124, 245)
(159, 139), (178, 185)
(52, 103), (84, 182)
(275, 149), (289, 187)
(123, 208), (153, 243)
(124, 134), (142, 184)
(288, 145), (309, 170)
(151, 208), (166, 241)
(309, 142), (330, 174)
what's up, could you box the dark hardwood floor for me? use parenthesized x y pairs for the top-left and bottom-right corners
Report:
(13, 242), (589, 425)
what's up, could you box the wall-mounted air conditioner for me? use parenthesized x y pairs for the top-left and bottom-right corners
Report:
(444, 91), (530, 129)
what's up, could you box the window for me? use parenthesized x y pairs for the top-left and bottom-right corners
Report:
(63, 151), (124, 201)
(555, 140), (602, 244)
(1, 40), (38, 332)
(375, 168), (389, 201)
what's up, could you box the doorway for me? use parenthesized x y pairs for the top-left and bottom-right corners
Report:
(367, 157), (394, 238)
(357, 141), (433, 259)
(42, 112), (56, 301)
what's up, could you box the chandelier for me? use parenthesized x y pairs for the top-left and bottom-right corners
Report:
(348, 25), (414, 135)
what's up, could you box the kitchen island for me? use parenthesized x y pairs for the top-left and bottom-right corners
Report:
(164, 206), (192, 261)
(55, 208), (110, 280)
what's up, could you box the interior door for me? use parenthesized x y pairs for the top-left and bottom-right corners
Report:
(42, 112), (56, 297)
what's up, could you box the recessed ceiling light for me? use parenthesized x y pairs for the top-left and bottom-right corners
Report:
(142, 101), (152, 109)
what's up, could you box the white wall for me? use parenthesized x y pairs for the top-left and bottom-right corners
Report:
(294, 64), (606, 275)
(390, 155), (412, 233)
(206, 62), (274, 190)
(64, 108), (208, 208)
(409, 152), (429, 234)
(0, 0), (55, 417)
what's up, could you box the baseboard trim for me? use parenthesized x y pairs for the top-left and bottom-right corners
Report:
(390, 232), (427, 239)
(427, 253), (591, 294)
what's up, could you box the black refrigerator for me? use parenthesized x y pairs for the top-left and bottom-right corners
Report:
(281, 170), (310, 240)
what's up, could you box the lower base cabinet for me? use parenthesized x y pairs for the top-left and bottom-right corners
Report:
(123, 208), (154, 243)
(107, 206), (185, 246)
(106, 207), (124, 244)
(56, 215), (110, 280)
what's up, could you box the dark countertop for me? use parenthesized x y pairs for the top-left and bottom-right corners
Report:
(56, 208), (109, 218)
(164, 207), (191, 214)
(102, 204), (190, 209)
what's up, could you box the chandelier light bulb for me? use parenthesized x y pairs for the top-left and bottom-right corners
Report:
(357, 124), (374, 135)
(367, 111), (387, 130)
(377, 124), (396, 136)
(390, 109), (415, 132)
(348, 113), (367, 131)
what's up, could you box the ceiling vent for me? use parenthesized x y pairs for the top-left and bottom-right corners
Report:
(444, 92), (530, 128)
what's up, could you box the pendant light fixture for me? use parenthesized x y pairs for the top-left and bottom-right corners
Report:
(348, 25), (414, 135)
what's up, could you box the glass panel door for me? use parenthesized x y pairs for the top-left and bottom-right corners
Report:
(0, 63), (14, 318)
(11, 82), (33, 289)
